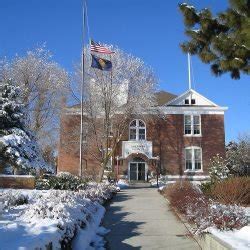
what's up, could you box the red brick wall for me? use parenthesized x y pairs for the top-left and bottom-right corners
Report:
(57, 113), (101, 177)
(0, 175), (35, 189)
(58, 113), (225, 177)
(157, 114), (225, 175)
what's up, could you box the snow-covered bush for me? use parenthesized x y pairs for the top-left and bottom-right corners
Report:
(22, 190), (98, 246)
(209, 154), (230, 182)
(226, 137), (250, 176)
(81, 182), (117, 204)
(36, 173), (117, 203)
(36, 172), (85, 190)
(210, 203), (247, 231)
(0, 190), (29, 210)
(0, 79), (52, 174)
(0, 183), (116, 249)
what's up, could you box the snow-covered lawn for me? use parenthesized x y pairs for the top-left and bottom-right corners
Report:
(208, 225), (250, 250)
(0, 183), (116, 250)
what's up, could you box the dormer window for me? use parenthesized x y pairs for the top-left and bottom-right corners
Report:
(185, 99), (189, 105)
(129, 119), (146, 141)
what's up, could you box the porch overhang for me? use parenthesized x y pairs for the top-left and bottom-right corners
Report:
(117, 153), (159, 161)
(121, 140), (154, 159)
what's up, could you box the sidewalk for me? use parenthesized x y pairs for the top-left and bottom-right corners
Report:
(103, 187), (200, 249)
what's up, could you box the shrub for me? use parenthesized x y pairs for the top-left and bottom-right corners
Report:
(163, 181), (207, 214)
(209, 154), (230, 182)
(0, 191), (29, 211)
(36, 172), (86, 191)
(210, 203), (247, 230)
(162, 180), (248, 233)
(200, 181), (214, 195)
(209, 177), (250, 206)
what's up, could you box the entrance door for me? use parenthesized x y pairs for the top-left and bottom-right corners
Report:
(130, 163), (137, 181)
(138, 163), (145, 181)
(129, 162), (146, 181)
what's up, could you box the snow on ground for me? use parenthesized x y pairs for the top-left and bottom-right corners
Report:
(0, 184), (116, 250)
(150, 175), (210, 190)
(209, 226), (250, 250)
(116, 179), (129, 189)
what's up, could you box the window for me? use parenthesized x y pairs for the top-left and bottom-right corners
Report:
(193, 116), (201, 135)
(185, 148), (193, 170)
(184, 115), (192, 134)
(129, 119), (146, 141)
(185, 147), (202, 171)
(184, 115), (201, 135)
(191, 99), (196, 104)
(185, 99), (189, 105)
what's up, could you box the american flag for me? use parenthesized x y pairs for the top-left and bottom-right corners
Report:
(90, 39), (115, 54)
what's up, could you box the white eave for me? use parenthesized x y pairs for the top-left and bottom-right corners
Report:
(156, 106), (228, 115)
(63, 88), (228, 116)
(165, 88), (219, 107)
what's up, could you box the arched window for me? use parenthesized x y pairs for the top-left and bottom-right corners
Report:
(129, 119), (146, 141)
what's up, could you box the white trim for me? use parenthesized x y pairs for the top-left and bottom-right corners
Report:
(156, 106), (227, 115)
(184, 146), (203, 172)
(165, 89), (219, 107)
(64, 105), (228, 116)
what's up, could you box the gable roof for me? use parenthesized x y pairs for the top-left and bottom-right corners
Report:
(155, 91), (177, 106)
(165, 89), (218, 107)
(68, 90), (177, 109)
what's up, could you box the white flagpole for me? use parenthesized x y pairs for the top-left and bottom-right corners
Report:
(188, 52), (192, 90)
(79, 0), (87, 176)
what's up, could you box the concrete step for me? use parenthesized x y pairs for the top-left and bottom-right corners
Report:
(128, 182), (151, 188)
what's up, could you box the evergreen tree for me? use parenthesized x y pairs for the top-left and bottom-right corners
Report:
(0, 80), (24, 134)
(0, 80), (53, 174)
(179, 0), (250, 79)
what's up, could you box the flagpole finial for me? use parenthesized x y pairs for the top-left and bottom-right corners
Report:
(188, 52), (191, 90)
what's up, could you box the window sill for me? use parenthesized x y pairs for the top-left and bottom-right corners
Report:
(184, 134), (202, 137)
(184, 170), (203, 173)
(129, 139), (147, 142)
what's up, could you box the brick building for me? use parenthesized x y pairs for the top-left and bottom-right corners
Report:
(58, 88), (227, 181)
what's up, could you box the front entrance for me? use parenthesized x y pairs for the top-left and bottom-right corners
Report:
(129, 158), (147, 181)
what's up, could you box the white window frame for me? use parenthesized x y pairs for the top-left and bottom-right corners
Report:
(129, 119), (146, 141)
(184, 146), (203, 172)
(184, 114), (201, 136)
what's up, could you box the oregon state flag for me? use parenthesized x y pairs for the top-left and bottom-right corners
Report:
(91, 54), (112, 71)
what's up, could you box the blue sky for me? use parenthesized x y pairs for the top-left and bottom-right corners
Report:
(0, 0), (249, 142)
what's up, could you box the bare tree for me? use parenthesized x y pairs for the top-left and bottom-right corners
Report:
(0, 46), (69, 162)
(72, 45), (158, 180)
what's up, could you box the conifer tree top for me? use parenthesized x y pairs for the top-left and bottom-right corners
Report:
(0, 80), (24, 133)
(179, 1), (250, 79)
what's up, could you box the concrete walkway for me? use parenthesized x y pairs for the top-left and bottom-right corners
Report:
(103, 187), (200, 250)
